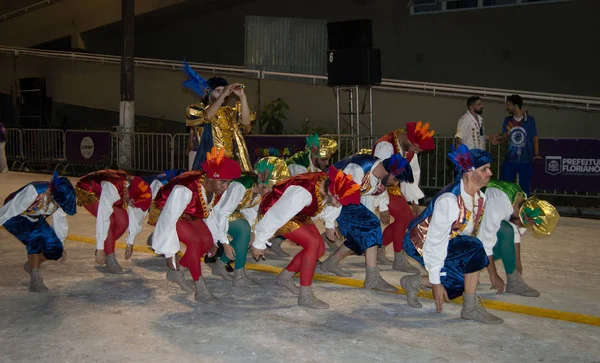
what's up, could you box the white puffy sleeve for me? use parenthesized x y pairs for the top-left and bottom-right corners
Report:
(314, 205), (342, 229)
(455, 114), (469, 140)
(252, 186), (312, 250)
(126, 206), (146, 245)
(205, 181), (246, 244)
(401, 155), (425, 204)
(477, 188), (513, 255)
(423, 193), (459, 285)
(51, 207), (69, 243)
(0, 185), (37, 226)
(151, 185), (192, 258)
(96, 181), (121, 250)
(373, 190), (390, 212)
(288, 164), (308, 176)
(373, 141), (393, 160)
(240, 203), (259, 228)
(150, 179), (164, 200)
(342, 163), (365, 187)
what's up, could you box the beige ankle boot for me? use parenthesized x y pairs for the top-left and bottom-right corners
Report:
(105, 253), (125, 274)
(392, 250), (420, 273)
(506, 271), (540, 297)
(29, 269), (49, 293)
(194, 277), (221, 303)
(377, 247), (393, 265)
(232, 268), (261, 287)
(400, 274), (423, 308)
(209, 260), (233, 281)
(364, 266), (397, 292)
(276, 269), (299, 295)
(320, 254), (353, 277)
(166, 268), (195, 292)
(298, 285), (329, 309)
(269, 237), (290, 258)
(460, 293), (503, 324)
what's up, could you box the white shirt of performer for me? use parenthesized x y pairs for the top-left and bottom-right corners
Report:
(0, 185), (69, 242)
(422, 180), (487, 285)
(95, 181), (146, 251)
(373, 139), (424, 205)
(478, 187), (528, 250)
(252, 186), (340, 250)
(206, 181), (261, 244)
(151, 184), (221, 258)
(340, 159), (389, 213)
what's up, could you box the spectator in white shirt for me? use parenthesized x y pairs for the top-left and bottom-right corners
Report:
(455, 96), (499, 150)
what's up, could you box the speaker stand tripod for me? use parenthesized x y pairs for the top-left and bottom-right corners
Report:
(335, 85), (374, 159)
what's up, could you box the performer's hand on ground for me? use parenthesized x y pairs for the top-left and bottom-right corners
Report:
(58, 250), (67, 263)
(250, 246), (265, 261)
(432, 284), (449, 313)
(379, 210), (391, 225)
(325, 227), (339, 241)
(224, 243), (236, 261)
(95, 249), (106, 265)
(411, 203), (420, 217)
(125, 245), (134, 260)
(489, 272), (506, 294)
(207, 244), (218, 258)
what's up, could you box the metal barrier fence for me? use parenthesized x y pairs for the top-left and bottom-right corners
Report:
(3, 128), (598, 198)
(5, 128), (24, 169)
(21, 128), (65, 171)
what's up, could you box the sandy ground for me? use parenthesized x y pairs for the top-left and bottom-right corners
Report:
(1, 172), (599, 363)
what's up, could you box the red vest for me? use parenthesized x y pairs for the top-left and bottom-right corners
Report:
(259, 172), (327, 218)
(153, 171), (221, 220)
(76, 169), (128, 209)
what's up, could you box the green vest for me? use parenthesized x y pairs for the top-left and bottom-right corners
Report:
(484, 179), (526, 203)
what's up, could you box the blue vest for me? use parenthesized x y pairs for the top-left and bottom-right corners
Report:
(408, 181), (461, 232)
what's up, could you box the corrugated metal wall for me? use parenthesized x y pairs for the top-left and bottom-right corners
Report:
(245, 15), (327, 76)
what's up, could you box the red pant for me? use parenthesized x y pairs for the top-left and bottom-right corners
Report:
(84, 202), (129, 255)
(382, 194), (414, 253)
(284, 223), (325, 286)
(176, 218), (214, 281)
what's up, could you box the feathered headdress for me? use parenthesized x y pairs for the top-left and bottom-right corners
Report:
(50, 171), (77, 215)
(306, 133), (320, 155)
(448, 144), (474, 173)
(406, 121), (435, 151)
(255, 156), (290, 186)
(181, 60), (210, 98)
(382, 153), (414, 183)
(519, 197), (559, 236)
(128, 176), (152, 212)
(328, 166), (361, 206)
(201, 146), (241, 180)
(305, 134), (337, 158)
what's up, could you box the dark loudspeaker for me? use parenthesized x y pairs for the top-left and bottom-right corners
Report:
(327, 19), (373, 50)
(327, 48), (381, 86)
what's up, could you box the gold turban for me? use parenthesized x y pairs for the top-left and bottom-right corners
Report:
(358, 148), (372, 155)
(519, 197), (560, 236)
(255, 156), (291, 186)
(316, 138), (338, 158)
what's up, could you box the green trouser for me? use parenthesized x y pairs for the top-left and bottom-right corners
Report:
(492, 220), (517, 274)
(220, 218), (251, 270)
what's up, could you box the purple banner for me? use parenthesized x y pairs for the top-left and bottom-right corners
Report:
(65, 131), (112, 165)
(244, 135), (307, 165)
(532, 139), (600, 193)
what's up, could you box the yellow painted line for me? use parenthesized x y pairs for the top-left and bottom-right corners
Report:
(55, 234), (595, 327)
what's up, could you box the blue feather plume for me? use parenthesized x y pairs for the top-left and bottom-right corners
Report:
(448, 144), (474, 172)
(182, 60), (210, 98)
